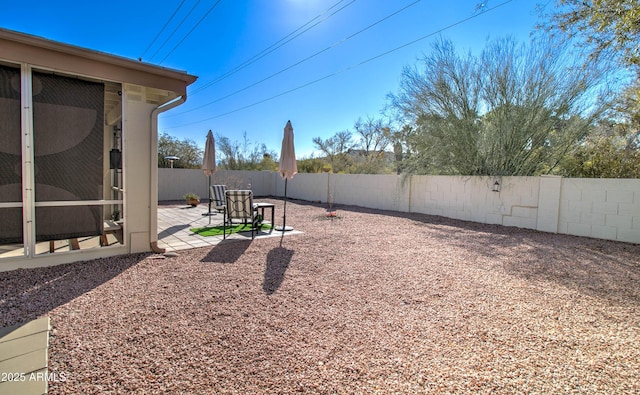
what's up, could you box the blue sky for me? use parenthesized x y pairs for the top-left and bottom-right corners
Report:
(2, 0), (541, 158)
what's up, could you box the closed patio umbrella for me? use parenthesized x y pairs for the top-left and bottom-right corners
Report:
(202, 130), (216, 223)
(276, 120), (297, 231)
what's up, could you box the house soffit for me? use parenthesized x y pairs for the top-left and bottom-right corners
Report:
(0, 28), (197, 100)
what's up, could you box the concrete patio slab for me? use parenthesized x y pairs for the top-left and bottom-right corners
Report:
(157, 201), (302, 252)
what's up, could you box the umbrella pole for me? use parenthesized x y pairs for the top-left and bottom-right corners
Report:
(283, 178), (287, 229)
(204, 174), (213, 222)
(277, 178), (293, 231)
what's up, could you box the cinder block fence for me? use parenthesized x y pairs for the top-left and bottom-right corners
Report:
(158, 168), (640, 244)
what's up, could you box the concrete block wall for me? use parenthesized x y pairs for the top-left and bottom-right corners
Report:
(412, 176), (479, 222)
(158, 169), (272, 201)
(274, 172), (328, 203)
(497, 176), (540, 230)
(409, 176), (540, 229)
(158, 169), (639, 244)
(536, 176), (562, 233)
(330, 174), (409, 212)
(558, 178), (640, 243)
(157, 168), (205, 201)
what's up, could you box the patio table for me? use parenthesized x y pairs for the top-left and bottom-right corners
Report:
(253, 202), (275, 226)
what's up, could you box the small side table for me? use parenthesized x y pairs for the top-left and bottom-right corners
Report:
(253, 202), (275, 227)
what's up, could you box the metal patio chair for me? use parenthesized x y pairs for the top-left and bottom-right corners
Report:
(210, 184), (227, 214)
(223, 190), (260, 239)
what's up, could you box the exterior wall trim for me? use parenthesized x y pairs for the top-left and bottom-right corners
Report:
(0, 28), (197, 94)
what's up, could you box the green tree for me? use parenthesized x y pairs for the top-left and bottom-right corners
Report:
(158, 132), (202, 168)
(312, 130), (354, 173)
(547, 0), (640, 150)
(389, 36), (608, 176)
(297, 156), (328, 173)
(619, 79), (640, 126)
(216, 134), (241, 170)
(559, 120), (640, 177)
(351, 117), (393, 174)
(216, 131), (278, 171)
(540, 0), (640, 66)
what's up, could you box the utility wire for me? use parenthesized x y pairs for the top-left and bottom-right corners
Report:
(246, 0), (350, 66)
(169, 0), (421, 116)
(189, 0), (357, 95)
(149, 0), (202, 62)
(140, 0), (187, 61)
(159, 0), (223, 64)
(165, 0), (513, 129)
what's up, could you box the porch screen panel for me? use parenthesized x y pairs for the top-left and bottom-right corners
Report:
(32, 71), (104, 241)
(0, 64), (22, 243)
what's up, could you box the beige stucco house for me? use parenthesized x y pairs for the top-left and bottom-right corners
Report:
(0, 28), (197, 271)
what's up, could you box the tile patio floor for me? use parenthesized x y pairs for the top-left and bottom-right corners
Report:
(156, 201), (302, 253)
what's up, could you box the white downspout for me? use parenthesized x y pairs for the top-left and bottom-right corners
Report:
(150, 95), (185, 253)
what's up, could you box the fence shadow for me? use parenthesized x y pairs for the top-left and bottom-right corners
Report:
(499, 235), (640, 306)
(299, 200), (640, 306)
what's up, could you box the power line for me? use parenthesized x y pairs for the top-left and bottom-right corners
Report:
(250, 0), (351, 64)
(165, 0), (514, 129)
(140, 0), (187, 61)
(159, 0), (223, 64)
(169, 0), (421, 116)
(149, 0), (202, 62)
(189, 0), (357, 95)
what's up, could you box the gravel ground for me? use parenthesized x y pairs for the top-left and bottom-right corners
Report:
(2, 199), (639, 394)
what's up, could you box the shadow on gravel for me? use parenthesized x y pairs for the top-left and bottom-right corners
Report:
(408, 213), (640, 306)
(304, 201), (640, 306)
(201, 239), (251, 264)
(501, 238), (640, 306)
(264, 246), (294, 295)
(0, 253), (148, 328)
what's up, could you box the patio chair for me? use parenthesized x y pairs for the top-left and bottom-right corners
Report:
(210, 185), (227, 213)
(223, 190), (260, 239)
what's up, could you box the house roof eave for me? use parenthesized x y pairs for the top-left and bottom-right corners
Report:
(0, 28), (197, 95)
